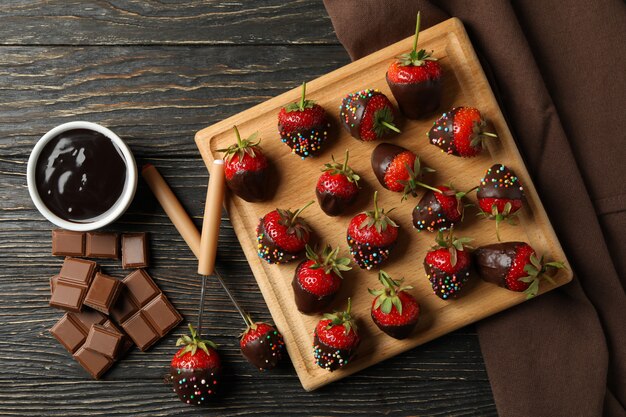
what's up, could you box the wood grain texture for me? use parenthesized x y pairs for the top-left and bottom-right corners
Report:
(0, 0), (337, 46)
(0, 1), (498, 415)
(196, 18), (571, 391)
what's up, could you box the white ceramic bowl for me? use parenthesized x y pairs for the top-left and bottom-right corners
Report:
(26, 121), (138, 231)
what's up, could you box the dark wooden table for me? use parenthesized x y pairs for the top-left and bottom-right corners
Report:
(0, 2), (497, 415)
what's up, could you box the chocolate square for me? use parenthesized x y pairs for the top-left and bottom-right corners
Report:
(103, 320), (134, 355)
(86, 232), (120, 259)
(121, 233), (149, 268)
(52, 229), (85, 257)
(84, 272), (122, 315)
(84, 324), (123, 359)
(73, 346), (113, 379)
(70, 309), (108, 332)
(49, 314), (87, 353)
(50, 275), (60, 294)
(143, 294), (182, 337)
(122, 269), (159, 307)
(49, 280), (87, 312)
(59, 257), (97, 286)
(110, 287), (139, 323)
(121, 311), (159, 351)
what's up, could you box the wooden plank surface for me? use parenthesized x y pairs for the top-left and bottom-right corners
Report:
(0, 1), (498, 415)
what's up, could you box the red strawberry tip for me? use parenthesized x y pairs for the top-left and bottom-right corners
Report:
(431, 229), (473, 267)
(396, 11), (438, 67)
(305, 244), (352, 278)
(518, 253), (566, 299)
(322, 297), (357, 335)
(284, 81), (316, 113)
(175, 324), (218, 358)
(368, 270), (414, 315)
(321, 150), (361, 185)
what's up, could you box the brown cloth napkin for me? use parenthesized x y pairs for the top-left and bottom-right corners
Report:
(323, 1), (626, 416)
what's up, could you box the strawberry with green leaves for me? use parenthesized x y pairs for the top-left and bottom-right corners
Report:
(369, 270), (420, 339)
(278, 82), (331, 159)
(218, 126), (272, 202)
(240, 318), (284, 371)
(313, 298), (359, 372)
(292, 244), (352, 314)
(257, 201), (313, 264)
(386, 12), (443, 119)
(170, 324), (221, 406)
(340, 88), (401, 141)
(412, 185), (476, 232)
(423, 230), (473, 299)
(316, 150), (361, 216)
(474, 242), (565, 298)
(347, 191), (399, 270)
(428, 107), (497, 157)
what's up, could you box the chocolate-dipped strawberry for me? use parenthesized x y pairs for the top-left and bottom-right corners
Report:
(339, 88), (400, 141)
(170, 324), (221, 405)
(371, 143), (438, 200)
(313, 298), (359, 372)
(428, 107), (497, 157)
(347, 191), (399, 270)
(369, 270), (420, 339)
(218, 126), (272, 202)
(316, 150), (360, 216)
(477, 164), (525, 240)
(423, 230), (473, 299)
(278, 82), (331, 159)
(386, 12), (442, 119)
(240, 320), (285, 371)
(292, 244), (351, 314)
(412, 185), (475, 232)
(256, 201), (313, 264)
(475, 242), (565, 298)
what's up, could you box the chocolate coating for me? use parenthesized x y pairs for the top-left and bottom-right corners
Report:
(371, 143), (407, 188)
(372, 313), (418, 340)
(170, 366), (221, 406)
(428, 107), (462, 155)
(386, 74), (442, 119)
(347, 232), (395, 270)
(278, 121), (330, 158)
(412, 190), (457, 232)
(477, 164), (525, 201)
(313, 334), (355, 372)
(424, 259), (472, 300)
(474, 242), (525, 287)
(226, 167), (270, 202)
(339, 91), (370, 139)
(256, 218), (302, 264)
(240, 328), (284, 370)
(315, 188), (357, 217)
(292, 261), (338, 314)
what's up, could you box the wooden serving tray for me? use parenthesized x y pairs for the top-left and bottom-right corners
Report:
(195, 17), (572, 391)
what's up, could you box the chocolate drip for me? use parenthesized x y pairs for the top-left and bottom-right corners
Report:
(372, 313), (418, 340)
(256, 218), (302, 264)
(474, 242), (525, 287)
(226, 167), (270, 202)
(477, 164), (525, 201)
(170, 366), (221, 406)
(423, 260), (472, 300)
(371, 143), (407, 188)
(313, 334), (355, 372)
(339, 91), (375, 139)
(412, 190), (458, 232)
(278, 121), (330, 158)
(428, 107), (462, 155)
(386, 74), (442, 119)
(240, 328), (284, 370)
(347, 233), (395, 270)
(292, 261), (338, 314)
(315, 188), (357, 217)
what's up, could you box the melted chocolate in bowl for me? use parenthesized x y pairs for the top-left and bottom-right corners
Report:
(35, 129), (127, 223)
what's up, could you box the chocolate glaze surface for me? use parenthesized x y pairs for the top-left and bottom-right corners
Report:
(226, 167), (270, 202)
(256, 218), (302, 264)
(291, 261), (338, 314)
(315, 188), (357, 217)
(424, 260), (472, 300)
(347, 232), (395, 270)
(278, 121), (330, 158)
(339, 91), (373, 139)
(474, 242), (524, 287)
(428, 107), (462, 155)
(412, 190), (458, 232)
(35, 129), (127, 222)
(170, 366), (221, 406)
(371, 143), (406, 188)
(240, 328), (284, 370)
(477, 164), (525, 201)
(372, 313), (418, 340)
(386, 74), (442, 119)
(313, 334), (355, 372)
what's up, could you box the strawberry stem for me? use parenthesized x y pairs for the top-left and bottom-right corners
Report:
(373, 191), (380, 222)
(482, 132), (498, 138)
(233, 125), (242, 147)
(343, 150), (350, 172)
(299, 82), (307, 111)
(380, 120), (401, 133)
(291, 200), (314, 226)
(417, 181), (443, 194)
(412, 12), (421, 55)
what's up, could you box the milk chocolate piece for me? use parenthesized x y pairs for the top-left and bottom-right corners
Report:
(59, 257), (97, 286)
(72, 309), (107, 330)
(123, 269), (159, 307)
(49, 280), (87, 312)
(49, 314), (87, 353)
(52, 230), (85, 256)
(84, 324), (123, 359)
(386, 74), (442, 119)
(103, 320), (134, 355)
(50, 275), (60, 294)
(110, 287), (139, 323)
(143, 294), (182, 337)
(73, 346), (113, 379)
(86, 232), (119, 259)
(122, 233), (149, 268)
(83, 272), (122, 315)
(121, 311), (160, 351)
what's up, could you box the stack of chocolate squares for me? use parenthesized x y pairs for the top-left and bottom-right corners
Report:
(48, 230), (183, 379)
